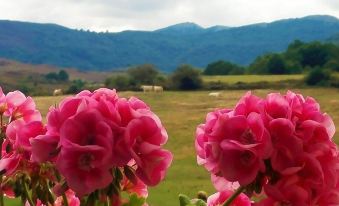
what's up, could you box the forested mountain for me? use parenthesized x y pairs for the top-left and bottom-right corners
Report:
(0, 15), (339, 72)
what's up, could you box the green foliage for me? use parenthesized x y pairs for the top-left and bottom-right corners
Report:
(58, 70), (69, 81)
(266, 54), (288, 74)
(127, 64), (159, 85)
(248, 40), (339, 74)
(179, 194), (206, 206)
(170, 65), (203, 90)
(105, 64), (167, 90)
(305, 68), (331, 85)
(67, 79), (85, 94)
(45, 72), (59, 81)
(45, 70), (69, 82)
(105, 74), (131, 91)
(204, 60), (244, 75)
(122, 194), (147, 206)
(325, 59), (339, 72)
(300, 42), (331, 67)
(248, 54), (287, 74)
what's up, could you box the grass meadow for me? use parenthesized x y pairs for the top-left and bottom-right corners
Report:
(5, 88), (338, 206)
(202, 74), (304, 84)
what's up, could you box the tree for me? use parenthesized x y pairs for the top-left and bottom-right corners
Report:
(58, 70), (69, 81)
(45, 72), (59, 81)
(300, 42), (330, 67)
(267, 54), (288, 74)
(204, 60), (244, 75)
(248, 54), (273, 74)
(67, 79), (85, 94)
(170, 65), (202, 90)
(305, 68), (331, 86)
(127, 64), (159, 85)
(105, 74), (131, 90)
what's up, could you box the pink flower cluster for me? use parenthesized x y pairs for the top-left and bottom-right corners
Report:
(0, 87), (43, 176)
(196, 91), (338, 205)
(207, 190), (250, 206)
(31, 88), (172, 197)
(0, 87), (172, 206)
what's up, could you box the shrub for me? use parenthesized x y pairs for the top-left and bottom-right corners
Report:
(170, 64), (203, 90)
(305, 68), (331, 86)
(127, 64), (159, 85)
(204, 60), (244, 75)
(105, 74), (131, 91)
(67, 79), (85, 94)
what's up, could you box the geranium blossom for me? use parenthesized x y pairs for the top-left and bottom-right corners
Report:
(196, 90), (338, 205)
(31, 88), (172, 197)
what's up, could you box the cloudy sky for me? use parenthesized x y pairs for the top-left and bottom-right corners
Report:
(1, 0), (339, 32)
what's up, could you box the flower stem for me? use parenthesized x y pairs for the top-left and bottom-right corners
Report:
(54, 168), (69, 206)
(0, 191), (3, 206)
(104, 196), (109, 206)
(222, 186), (245, 206)
(22, 177), (34, 206)
(62, 193), (69, 206)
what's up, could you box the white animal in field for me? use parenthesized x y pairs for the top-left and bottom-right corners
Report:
(140, 85), (153, 92)
(208, 92), (221, 97)
(153, 86), (164, 92)
(140, 85), (164, 93)
(53, 89), (63, 96)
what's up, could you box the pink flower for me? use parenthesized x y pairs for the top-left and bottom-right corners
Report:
(234, 91), (263, 116)
(121, 174), (148, 198)
(56, 110), (113, 196)
(0, 151), (22, 176)
(89, 88), (119, 103)
(30, 134), (59, 163)
(0, 87), (6, 114)
(207, 190), (251, 206)
(25, 199), (46, 206)
(125, 115), (172, 186)
(211, 174), (240, 192)
(32, 95), (98, 163)
(264, 175), (310, 206)
(196, 90), (338, 206)
(196, 109), (271, 185)
(314, 185), (339, 206)
(0, 121), (45, 176)
(14, 121), (45, 151)
(269, 118), (304, 173)
(54, 190), (80, 206)
(4, 91), (41, 123)
(219, 140), (264, 185)
(195, 109), (232, 173)
(264, 93), (291, 120)
(29, 88), (171, 197)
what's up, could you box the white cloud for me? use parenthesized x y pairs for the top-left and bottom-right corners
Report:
(0, 0), (338, 32)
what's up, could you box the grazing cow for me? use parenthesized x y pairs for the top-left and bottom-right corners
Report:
(140, 85), (153, 93)
(53, 89), (63, 96)
(208, 92), (221, 97)
(153, 86), (164, 92)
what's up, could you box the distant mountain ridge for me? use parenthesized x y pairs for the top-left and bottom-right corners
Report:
(0, 15), (339, 72)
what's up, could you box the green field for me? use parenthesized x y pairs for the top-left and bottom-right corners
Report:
(4, 88), (339, 206)
(202, 74), (304, 84)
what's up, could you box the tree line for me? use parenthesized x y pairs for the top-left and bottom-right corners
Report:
(203, 40), (339, 86)
(204, 40), (339, 75)
(105, 64), (203, 91)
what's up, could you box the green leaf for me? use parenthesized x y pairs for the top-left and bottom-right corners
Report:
(179, 194), (207, 206)
(193, 199), (207, 206)
(179, 194), (191, 206)
(122, 194), (146, 206)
